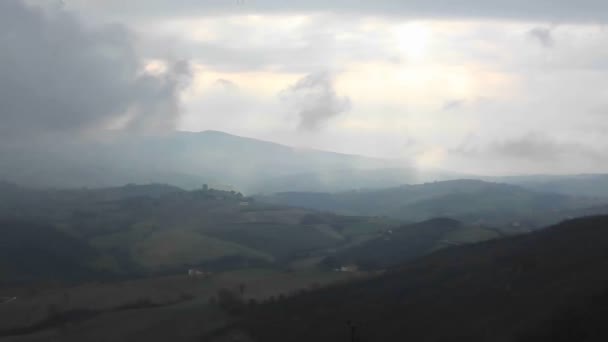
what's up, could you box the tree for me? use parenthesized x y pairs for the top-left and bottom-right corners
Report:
(217, 288), (244, 315)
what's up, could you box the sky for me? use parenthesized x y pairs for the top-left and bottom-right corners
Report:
(4, 0), (608, 175)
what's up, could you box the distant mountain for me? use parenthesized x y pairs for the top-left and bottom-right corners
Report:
(5, 130), (608, 197)
(0, 130), (447, 193)
(493, 174), (608, 198)
(258, 179), (606, 229)
(213, 216), (608, 342)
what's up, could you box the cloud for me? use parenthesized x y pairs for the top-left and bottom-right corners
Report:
(0, 0), (191, 141)
(528, 27), (554, 47)
(454, 132), (605, 163)
(19, 0), (608, 176)
(119, 59), (193, 132)
(155, 14), (394, 73)
(279, 71), (352, 131)
(490, 133), (564, 161)
(69, 0), (608, 23)
(442, 99), (467, 111)
(214, 78), (240, 91)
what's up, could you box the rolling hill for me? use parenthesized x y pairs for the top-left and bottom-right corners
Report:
(325, 218), (505, 270)
(494, 174), (608, 198)
(258, 179), (606, 229)
(0, 182), (531, 286)
(210, 215), (608, 342)
(0, 183), (396, 283)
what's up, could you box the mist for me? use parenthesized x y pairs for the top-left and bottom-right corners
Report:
(4, 2), (608, 342)
(2, 0), (608, 193)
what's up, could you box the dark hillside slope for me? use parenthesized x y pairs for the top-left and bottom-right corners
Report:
(0, 220), (99, 284)
(329, 218), (503, 269)
(222, 216), (608, 342)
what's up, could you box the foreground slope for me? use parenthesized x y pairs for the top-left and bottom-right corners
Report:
(0, 221), (99, 284)
(215, 216), (608, 342)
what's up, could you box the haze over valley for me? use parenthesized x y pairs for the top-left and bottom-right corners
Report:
(3, 1), (608, 341)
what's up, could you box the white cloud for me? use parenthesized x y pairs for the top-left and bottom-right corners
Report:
(8, 0), (608, 175)
(68, 0), (608, 23)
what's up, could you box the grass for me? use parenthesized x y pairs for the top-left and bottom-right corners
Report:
(0, 267), (358, 340)
(338, 217), (399, 238)
(206, 223), (342, 259)
(131, 230), (274, 270)
(89, 221), (158, 251)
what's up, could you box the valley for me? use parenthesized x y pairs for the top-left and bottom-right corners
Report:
(4, 1), (608, 340)
(2, 178), (608, 341)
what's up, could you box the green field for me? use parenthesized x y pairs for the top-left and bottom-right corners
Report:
(0, 268), (358, 341)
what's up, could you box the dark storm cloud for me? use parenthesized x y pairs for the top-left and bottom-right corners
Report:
(279, 71), (351, 131)
(122, 59), (192, 131)
(71, 0), (608, 22)
(0, 0), (191, 140)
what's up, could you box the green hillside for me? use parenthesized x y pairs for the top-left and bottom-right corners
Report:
(326, 218), (504, 270)
(0, 183), (395, 283)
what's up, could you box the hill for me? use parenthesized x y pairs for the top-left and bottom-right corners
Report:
(325, 218), (504, 270)
(258, 179), (606, 229)
(0, 220), (100, 284)
(0, 131), (434, 193)
(0, 183), (395, 284)
(494, 174), (608, 198)
(0, 182), (528, 286)
(211, 216), (608, 342)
